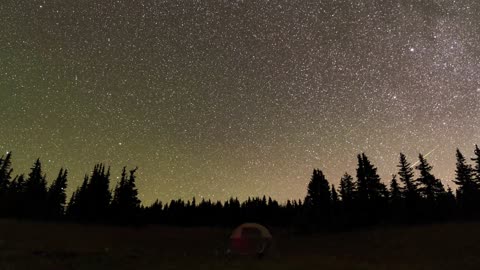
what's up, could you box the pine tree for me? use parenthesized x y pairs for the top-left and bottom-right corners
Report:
(355, 154), (388, 222)
(111, 167), (141, 221)
(23, 159), (48, 218)
(304, 169), (331, 224)
(357, 154), (388, 202)
(356, 154), (367, 203)
(472, 145), (480, 185)
(415, 154), (445, 202)
(0, 152), (13, 216)
(388, 174), (403, 220)
(84, 164), (112, 220)
(9, 174), (25, 216)
(453, 149), (478, 213)
(304, 169), (331, 209)
(339, 172), (355, 208)
(0, 152), (13, 193)
(389, 175), (402, 203)
(397, 153), (418, 200)
(47, 168), (68, 218)
(437, 186), (457, 219)
(66, 175), (88, 219)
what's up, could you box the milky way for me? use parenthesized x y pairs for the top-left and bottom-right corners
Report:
(1, 1), (479, 204)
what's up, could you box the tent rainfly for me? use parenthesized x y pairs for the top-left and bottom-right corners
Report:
(229, 223), (272, 256)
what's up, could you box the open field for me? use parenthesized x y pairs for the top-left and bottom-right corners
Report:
(0, 219), (480, 270)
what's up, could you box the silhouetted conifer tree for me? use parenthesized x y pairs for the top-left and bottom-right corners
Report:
(454, 149), (478, 214)
(8, 174), (25, 216)
(47, 168), (68, 218)
(339, 173), (355, 211)
(84, 164), (112, 220)
(397, 153), (419, 211)
(415, 154), (445, 218)
(66, 175), (88, 219)
(304, 169), (331, 225)
(389, 175), (403, 221)
(389, 175), (402, 202)
(0, 152), (13, 192)
(0, 152), (13, 215)
(357, 154), (388, 201)
(111, 167), (141, 222)
(437, 186), (457, 219)
(23, 159), (48, 218)
(472, 145), (480, 185)
(356, 154), (388, 222)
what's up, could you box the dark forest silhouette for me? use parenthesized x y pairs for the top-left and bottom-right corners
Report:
(0, 145), (479, 229)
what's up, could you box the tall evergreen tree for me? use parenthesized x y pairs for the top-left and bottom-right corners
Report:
(85, 164), (112, 220)
(389, 174), (403, 221)
(0, 152), (13, 192)
(0, 152), (13, 215)
(472, 145), (480, 185)
(355, 154), (388, 223)
(453, 149), (478, 213)
(111, 167), (141, 221)
(356, 154), (388, 202)
(66, 175), (88, 219)
(339, 173), (355, 207)
(23, 159), (48, 218)
(305, 169), (331, 209)
(304, 169), (331, 224)
(356, 154), (367, 203)
(415, 154), (445, 202)
(8, 174), (25, 216)
(47, 168), (68, 218)
(389, 175), (402, 203)
(397, 153), (418, 200)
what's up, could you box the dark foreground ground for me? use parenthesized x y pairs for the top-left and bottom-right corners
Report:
(1, 219), (480, 270)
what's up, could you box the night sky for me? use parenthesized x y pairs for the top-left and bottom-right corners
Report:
(1, 1), (479, 204)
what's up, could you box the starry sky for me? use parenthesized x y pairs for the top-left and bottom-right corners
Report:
(1, 0), (479, 204)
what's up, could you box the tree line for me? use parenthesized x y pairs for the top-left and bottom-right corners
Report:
(0, 145), (479, 229)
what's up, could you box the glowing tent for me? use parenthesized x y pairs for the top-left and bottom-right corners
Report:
(229, 223), (272, 256)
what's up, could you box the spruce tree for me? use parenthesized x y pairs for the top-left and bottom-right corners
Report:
(356, 154), (367, 203)
(23, 159), (48, 218)
(304, 169), (331, 224)
(357, 153), (388, 202)
(111, 167), (141, 221)
(0, 152), (13, 215)
(397, 153), (418, 200)
(472, 145), (480, 185)
(67, 175), (88, 219)
(339, 172), (355, 207)
(47, 168), (68, 218)
(453, 149), (477, 213)
(389, 174), (403, 220)
(415, 154), (445, 202)
(305, 169), (331, 209)
(0, 152), (13, 193)
(85, 164), (112, 220)
(9, 174), (25, 216)
(355, 154), (388, 222)
(389, 175), (402, 203)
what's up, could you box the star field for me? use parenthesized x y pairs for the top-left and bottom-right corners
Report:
(1, 1), (479, 204)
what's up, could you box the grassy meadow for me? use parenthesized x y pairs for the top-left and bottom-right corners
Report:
(0, 219), (479, 270)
